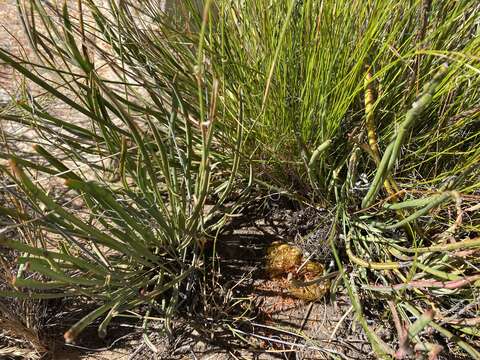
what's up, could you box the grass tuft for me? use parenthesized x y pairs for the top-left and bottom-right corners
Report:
(0, 0), (479, 357)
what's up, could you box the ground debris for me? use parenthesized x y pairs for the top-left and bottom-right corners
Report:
(266, 242), (330, 301)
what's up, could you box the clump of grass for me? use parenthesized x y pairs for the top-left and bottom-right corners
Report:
(1, 0), (480, 358)
(207, 0), (480, 198)
(0, 0), (242, 344)
(206, 1), (480, 356)
(205, 0), (480, 356)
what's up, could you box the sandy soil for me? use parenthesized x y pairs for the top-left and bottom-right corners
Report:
(0, 0), (27, 91)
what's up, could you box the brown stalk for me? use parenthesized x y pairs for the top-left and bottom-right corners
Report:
(367, 273), (480, 291)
